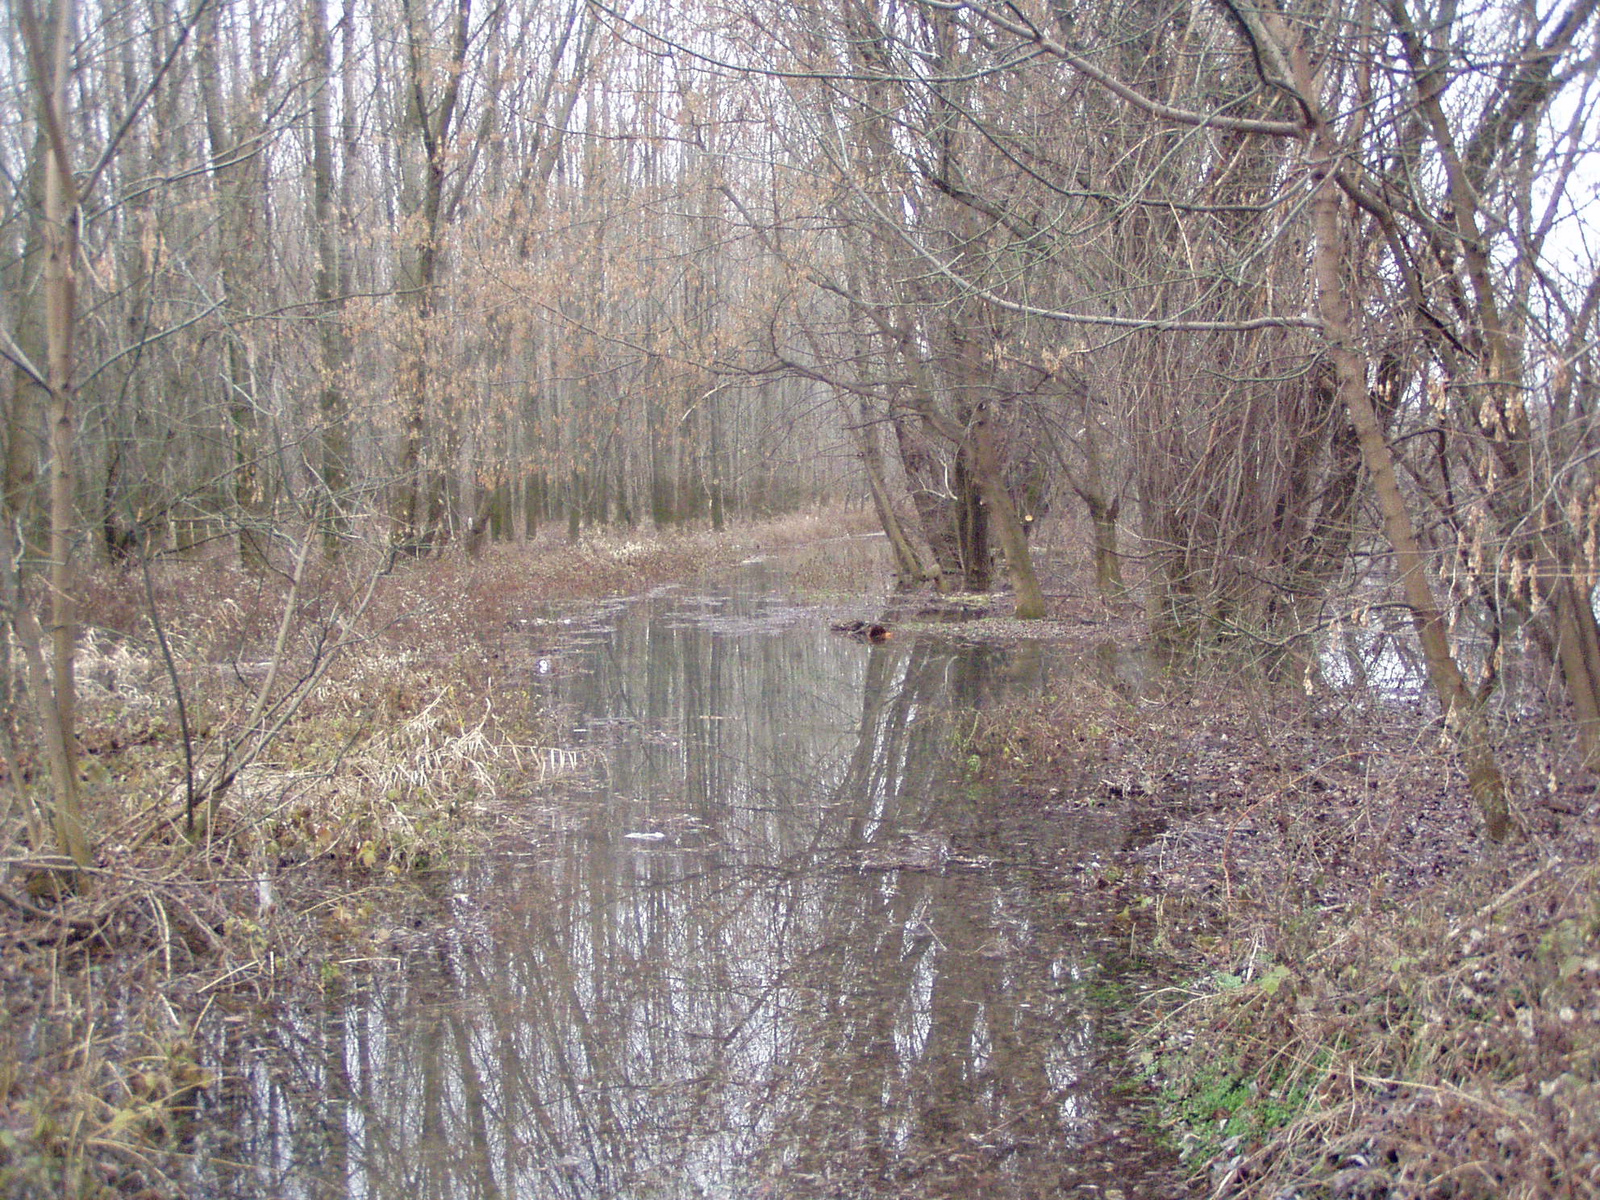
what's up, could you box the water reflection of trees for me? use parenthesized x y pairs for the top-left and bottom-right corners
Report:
(200, 593), (1098, 1199)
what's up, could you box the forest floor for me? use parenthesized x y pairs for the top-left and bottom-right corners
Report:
(961, 583), (1600, 1199)
(2, 515), (1598, 1199)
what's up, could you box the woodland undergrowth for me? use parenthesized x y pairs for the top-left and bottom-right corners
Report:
(0, 512), (844, 1199)
(972, 639), (1600, 1200)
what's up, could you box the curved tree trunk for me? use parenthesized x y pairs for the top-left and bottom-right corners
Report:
(1284, 24), (1511, 840)
(848, 398), (930, 587)
(969, 407), (1047, 618)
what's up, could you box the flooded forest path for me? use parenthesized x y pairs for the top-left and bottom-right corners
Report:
(201, 536), (1189, 1199)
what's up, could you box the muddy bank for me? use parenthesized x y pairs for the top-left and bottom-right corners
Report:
(3, 514), (877, 1197)
(967, 626), (1600, 1200)
(5, 518), (1193, 1199)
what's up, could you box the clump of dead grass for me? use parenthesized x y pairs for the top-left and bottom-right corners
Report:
(212, 654), (597, 873)
(7, 514), (850, 1198)
(0, 979), (216, 1200)
(1137, 853), (1600, 1200)
(968, 647), (1600, 1200)
(2, 633), (588, 1197)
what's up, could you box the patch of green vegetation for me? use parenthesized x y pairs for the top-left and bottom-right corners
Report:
(1145, 1037), (1330, 1167)
(1084, 976), (1132, 1007)
(0, 1127), (71, 1200)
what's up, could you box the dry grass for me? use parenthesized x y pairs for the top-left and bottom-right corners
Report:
(1181, 858), (1600, 1200)
(1, 512), (855, 1198)
(968, 644), (1600, 1200)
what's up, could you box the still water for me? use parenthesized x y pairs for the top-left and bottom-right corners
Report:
(202, 542), (1141, 1198)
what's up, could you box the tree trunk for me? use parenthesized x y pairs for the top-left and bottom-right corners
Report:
(18, 0), (88, 867)
(943, 319), (1047, 616)
(1552, 576), (1600, 768)
(1083, 494), (1124, 596)
(892, 408), (961, 586)
(1291, 36), (1511, 840)
(309, 0), (351, 554)
(851, 398), (930, 588)
(954, 451), (991, 592)
(3, 127), (48, 551)
(197, 2), (267, 571)
(969, 409), (1048, 618)
(393, 0), (470, 552)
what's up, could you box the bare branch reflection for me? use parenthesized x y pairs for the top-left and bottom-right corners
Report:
(198, 570), (1109, 1199)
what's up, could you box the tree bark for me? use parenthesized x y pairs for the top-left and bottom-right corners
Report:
(196, 0), (267, 570)
(18, 0), (88, 866)
(393, 0), (470, 552)
(1286, 25), (1511, 839)
(308, 0), (351, 553)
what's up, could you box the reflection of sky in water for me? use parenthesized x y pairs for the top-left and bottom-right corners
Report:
(1321, 623), (1431, 699)
(195, 551), (1122, 1200)
(1321, 613), (1527, 709)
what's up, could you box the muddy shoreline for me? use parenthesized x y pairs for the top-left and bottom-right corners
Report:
(5, 520), (1597, 1199)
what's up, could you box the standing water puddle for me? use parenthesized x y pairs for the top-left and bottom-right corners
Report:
(198, 547), (1163, 1198)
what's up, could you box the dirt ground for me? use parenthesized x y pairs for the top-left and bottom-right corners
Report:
(956, 573), (1600, 1200)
